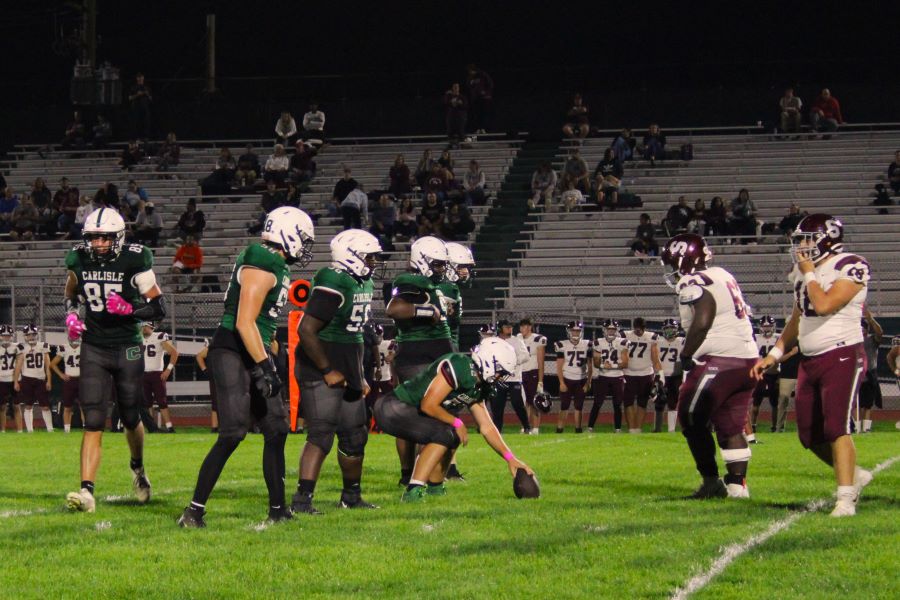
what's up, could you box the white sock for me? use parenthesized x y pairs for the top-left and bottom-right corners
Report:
(836, 485), (856, 502)
(165, 421), (173, 429)
(628, 428), (641, 434)
(64, 424), (71, 433)
(863, 419), (872, 432)
(853, 420), (862, 433)
(667, 411), (678, 432)
(746, 432), (756, 443)
(42, 409), (53, 431)
(23, 408), (34, 432)
(156, 414), (162, 428)
(408, 479), (426, 488)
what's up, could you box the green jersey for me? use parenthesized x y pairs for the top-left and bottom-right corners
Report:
(220, 243), (290, 346)
(394, 352), (484, 413)
(390, 273), (451, 343)
(436, 281), (461, 348)
(309, 267), (374, 344)
(64, 243), (154, 347)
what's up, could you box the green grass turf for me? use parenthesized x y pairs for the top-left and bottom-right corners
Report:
(1, 425), (898, 599)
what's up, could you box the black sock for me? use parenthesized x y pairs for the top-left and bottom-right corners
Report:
(724, 473), (745, 485)
(262, 432), (287, 510)
(406, 482), (424, 492)
(130, 457), (143, 471)
(684, 427), (719, 479)
(400, 468), (412, 481)
(342, 478), (361, 495)
(427, 481), (443, 488)
(81, 480), (94, 495)
(191, 436), (241, 506)
(297, 478), (317, 497)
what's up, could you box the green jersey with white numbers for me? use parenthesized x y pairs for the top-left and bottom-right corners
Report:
(390, 273), (451, 343)
(435, 281), (461, 348)
(311, 267), (374, 344)
(394, 352), (485, 413)
(220, 243), (290, 346)
(64, 243), (154, 347)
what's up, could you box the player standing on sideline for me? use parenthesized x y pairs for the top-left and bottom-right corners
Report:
(50, 337), (83, 432)
(661, 233), (759, 499)
(366, 326), (395, 430)
(385, 236), (453, 485)
(13, 325), (53, 433)
(517, 317), (546, 434)
(654, 318), (684, 433)
(141, 322), (179, 433)
(491, 319), (530, 433)
(750, 315), (780, 436)
(64, 208), (166, 512)
(588, 319), (628, 433)
(179, 207), (314, 527)
(195, 340), (218, 433)
(774, 339), (800, 432)
(752, 215), (874, 516)
(290, 229), (381, 515)
(0, 325), (23, 432)
(438, 242), (475, 351)
(623, 317), (663, 433)
(857, 310), (883, 433)
(555, 321), (591, 433)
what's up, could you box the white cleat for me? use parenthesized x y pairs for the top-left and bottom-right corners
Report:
(726, 482), (750, 499)
(530, 427), (540, 435)
(66, 488), (96, 513)
(587, 427), (594, 433)
(830, 499), (856, 517)
(853, 467), (873, 501)
(132, 469), (152, 504)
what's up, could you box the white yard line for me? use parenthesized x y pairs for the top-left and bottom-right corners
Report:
(670, 455), (899, 600)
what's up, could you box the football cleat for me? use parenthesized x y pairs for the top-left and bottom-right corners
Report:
(290, 492), (323, 515)
(400, 486), (427, 503)
(338, 494), (380, 509)
(177, 505), (207, 528)
(445, 465), (466, 481)
(687, 478), (727, 499)
(726, 482), (750, 499)
(853, 466), (872, 499)
(66, 488), (96, 513)
(425, 482), (447, 496)
(266, 506), (294, 523)
(132, 469), (152, 504)
(829, 499), (856, 517)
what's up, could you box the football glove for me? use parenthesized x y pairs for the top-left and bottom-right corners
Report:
(65, 313), (87, 340)
(250, 356), (282, 399)
(105, 291), (134, 315)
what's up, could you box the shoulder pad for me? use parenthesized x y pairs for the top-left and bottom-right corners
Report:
(16, 344), (25, 353)
(554, 340), (564, 351)
(64, 248), (82, 270)
(536, 335), (547, 345)
(832, 254), (871, 285)
(243, 243), (283, 274)
(678, 284), (704, 305)
(650, 333), (658, 341)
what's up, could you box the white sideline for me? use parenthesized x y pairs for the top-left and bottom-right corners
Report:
(670, 455), (900, 600)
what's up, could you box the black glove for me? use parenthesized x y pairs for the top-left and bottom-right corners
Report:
(681, 355), (696, 373)
(250, 357), (282, 399)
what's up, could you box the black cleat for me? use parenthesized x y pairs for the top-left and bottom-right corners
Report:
(687, 478), (728, 500)
(575, 428), (583, 434)
(445, 465), (465, 481)
(290, 492), (323, 515)
(398, 476), (410, 487)
(210, 427), (218, 434)
(177, 505), (206, 528)
(338, 494), (379, 509)
(267, 506), (294, 523)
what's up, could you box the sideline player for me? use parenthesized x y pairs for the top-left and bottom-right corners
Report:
(14, 325), (52, 433)
(857, 311), (883, 433)
(623, 317), (663, 433)
(141, 321), (179, 433)
(750, 315), (780, 436)
(661, 233), (758, 499)
(179, 206), (314, 527)
(64, 208), (166, 512)
(655, 318), (684, 433)
(555, 321), (591, 433)
(492, 319), (530, 433)
(0, 325), (22, 432)
(588, 319), (628, 433)
(517, 317), (546, 434)
(291, 229), (381, 514)
(439, 242), (475, 351)
(50, 337), (83, 432)
(752, 215), (873, 516)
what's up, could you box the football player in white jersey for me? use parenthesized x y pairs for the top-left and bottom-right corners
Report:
(661, 233), (759, 499)
(517, 317), (547, 434)
(857, 311), (884, 434)
(555, 321), (592, 433)
(654, 318), (685, 433)
(0, 325), (23, 432)
(752, 214), (873, 516)
(750, 316), (780, 437)
(491, 319), (531, 433)
(589, 319), (628, 432)
(141, 322), (179, 433)
(50, 338), (83, 433)
(623, 317), (663, 433)
(195, 339), (219, 433)
(13, 325), (53, 433)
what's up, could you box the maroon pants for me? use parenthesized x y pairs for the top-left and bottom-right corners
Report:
(624, 374), (653, 408)
(142, 372), (168, 409)
(522, 370), (540, 407)
(0, 381), (15, 406)
(796, 343), (865, 448)
(752, 373), (779, 408)
(17, 376), (49, 407)
(62, 377), (81, 408)
(593, 375), (625, 407)
(677, 356), (757, 437)
(559, 378), (586, 411)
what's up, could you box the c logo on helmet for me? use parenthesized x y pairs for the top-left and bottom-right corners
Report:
(825, 219), (841, 239)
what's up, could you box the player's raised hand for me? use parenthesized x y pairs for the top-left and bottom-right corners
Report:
(65, 313), (87, 340)
(105, 291), (134, 315)
(750, 356), (775, 381)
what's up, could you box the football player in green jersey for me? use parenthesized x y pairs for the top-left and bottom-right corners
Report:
(179, 207), (315, 527)
(374, 338), (534, 502)
(291, 229), (382, 514)
(63, 208), (167, 513)
(438, 242), (475, 350)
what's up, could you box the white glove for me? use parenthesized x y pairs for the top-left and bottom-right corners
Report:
(536, 382), (544, 394)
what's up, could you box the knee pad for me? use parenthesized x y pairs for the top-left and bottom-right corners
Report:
(307, 422), (336, 455)
(435, 428), (461, 451)
(337, 425), (368, 458)
(83, 405), (107, 432)
(720, 447), (752, 464)
(120, 405), (141, 431)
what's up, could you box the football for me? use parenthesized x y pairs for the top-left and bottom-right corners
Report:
(513, 468), (540, 499)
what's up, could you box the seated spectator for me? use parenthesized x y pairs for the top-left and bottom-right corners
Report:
(562, 93), (590, 139)
(705, 196), (728, 237)
(629, 213), (659, 258)
(199, 147), (236, 197)
(414, 149), (435, 188)
(389, 154), (412, 197)
(61, 111), (86, 150)
(176, 199), (206, 240)
(777, 203), (807, 236)
(778, 87), (803, 135)
(561, 149), (590, 194)
(423, 163), (449, 201)
(665, 196), (695, 233)
(123, 179), (149, 215)
(249, 181), (285, 234)
(264, 144), (289, 185)
(418, 192), (445, 237)
(642, 124), (666, 165)
(54, 178), (81, 237)
(289, 141), (317, 187)
(30, 178), (56, 238)
(611, 128), (635, 163)
(9, 194), (38, 241)
(809, 88), (843, 136)
(463, 160), (486, 206)
(132, 202), (163, 247)
(438, 149), (456, 179)
(332, 166), (358, 206)
(70, 195), (93, 239)
(340, 182), (369, 230)
(888, 150), (900, 195)
(0, 187), (20, 235)
(274, 111), (298, 146)
(690, 198), (707, 234)
(90, 115), (111, 148)
(370, 193), (396, 250)
(94, 181), (121, 213)
(729, 188), (758, 244)
(394, 198), (418, 240)
(284, 182), (302, 208)
(156, 132), (181, 172)
(172, 235), (204, 292)
(441, 202), (475, 241)
(561, 180), (584, 212)
(873, 184), (893, 214)
(236, 144), (260, 186)
(119, 140), (144, 171)
(444, 82), (468, 142)
(530, 162), (557, 210)
(301, 102), (326, 146)
(593, 148), (623, 210)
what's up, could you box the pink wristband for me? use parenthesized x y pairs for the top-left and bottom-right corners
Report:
(502, 451), (515, 462)
(452, 418), (464, 428)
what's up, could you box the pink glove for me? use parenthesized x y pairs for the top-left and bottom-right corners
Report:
(65, 313), (87, 340)
(106, 291), (134, 315)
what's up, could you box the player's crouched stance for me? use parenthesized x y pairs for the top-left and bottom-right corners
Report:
(374, 338), (534, 502)
(63, 208), (166, 512)
(752, 214), (873, 517)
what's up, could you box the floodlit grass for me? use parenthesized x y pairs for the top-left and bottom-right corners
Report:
(1, 424), (898, 599)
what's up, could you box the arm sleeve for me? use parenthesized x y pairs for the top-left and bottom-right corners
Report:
(391, 283), (428, 304)
(303, 288), (343, 323)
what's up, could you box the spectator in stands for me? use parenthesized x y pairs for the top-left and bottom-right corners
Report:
(389, 154), (412, 197)
(423, 163), (450, 201)
(94, 181), (120, 212)
(630, 213), (659, 258)
(54, 178), (80, 237)
(438, 149), (456, 178)
(444, 83), (468, 143)
(128, 73), (153, 139)
(132, 202), (163, 247)
(530, 162), (557, 210)
(777, 203), (807, 236)
(340, 181), (369, 230)
(118, 140), (144, 171)
(705, 196), (728, 236)
(466, 64), (494, 134)
(123, 179), (149, 215)
(370, 193), (396, 250)
(561, 180), (584, 212)
(642, 124), (666, 165)
(200, 147), (237, 197)
(394, 198), (417, 240)
(873, 184), (893, 213)
(156, 132), (181, 172)
(778, 87), (803, 135)
(236, 144), (260, 186)
(593, 148), (623, 210)
(611, 128), (635, 163)
(301, 102), (326, 146)
(690, 198), (707, 234)
(284, 182), (302, 208)
(30, 178), (56, 238)
(664, 196), (694, 234)
(61, 111), (86, 150)
(248, 181), (285, 235)
(264, 144), (289, 185)
(809, 88), (843, 136)
(70, 195), (92, 238)
(463, 160), (487, 206)
(415, 149), (435, 188)
(176, 199), (206, 240)
(10, 194), (39, 241)
(562, 94), (590, 139)
(0, 187), (20, 235)
(729, 188), (758, 244)
(274, 111), (298, 147)
(888, 150), (900, 195)
(172, 235), (204, 292)
(418, 192), (445, 237)
(442, 202), (475, 240)
(90, 115), (111, 148)
(289, 141), (317, 188)
(561, 149), (590, 194)
(332, 166), (358, 205)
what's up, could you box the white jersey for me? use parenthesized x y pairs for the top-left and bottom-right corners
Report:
(793, 253), (869, 357)
(517, 333), (547, 372)
(142, 332), (171, 373)
(56, 343), (82, 377)
(555, 338), (591, 380)
(592, 337), (628, 378)
(676, 266), (758, 359)
(657, 336), (685, 377)
(501, 335), (530, 383)
(755, 333), (780, 374)
(623, 330), (659, 376)
(17, 342), (50, 380)
(376, 340), (394, 383)
(0, 344), (17, 383)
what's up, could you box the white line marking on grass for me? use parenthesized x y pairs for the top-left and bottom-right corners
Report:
(249, 521), (269, 532)
(94, 521), (112, 531)
(0, 509), (48, 518)
(670, 455), (900, 600)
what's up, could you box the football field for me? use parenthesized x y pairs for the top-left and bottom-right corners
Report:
(2, 426), (898, 599)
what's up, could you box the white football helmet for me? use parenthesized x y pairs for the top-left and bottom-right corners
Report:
(0, 324), (13, 347)
(567, 320), (584, 344)
(472, 337), (517, 383)
(262, 206), (315, 266)
(445, 242), (475, 283)
(330, 229), (384, 279)
(409, 236), (448, 281)
(23, 324), (39, 344)
(82, 208), (126, 260)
